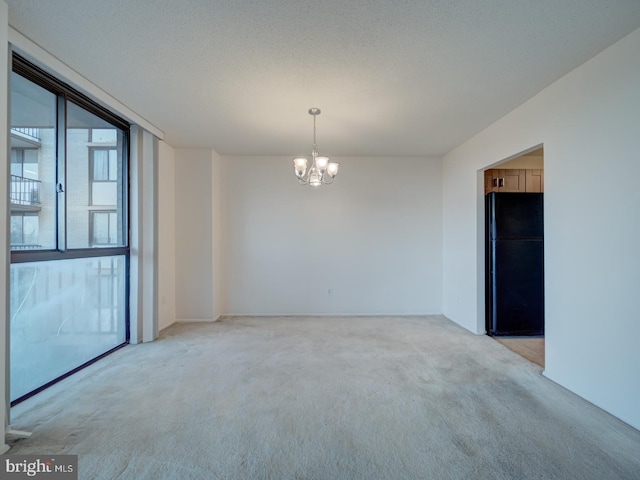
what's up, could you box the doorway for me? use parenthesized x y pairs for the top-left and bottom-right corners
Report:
(483, 147), (545, 367)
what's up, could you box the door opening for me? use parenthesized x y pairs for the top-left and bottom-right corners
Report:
(483, 147), (545, 367)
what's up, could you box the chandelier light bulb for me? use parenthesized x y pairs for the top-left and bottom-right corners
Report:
(315, 156), (329, 172)
(293, 157), (308, 177)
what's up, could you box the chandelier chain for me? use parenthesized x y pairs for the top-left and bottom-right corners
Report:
(313, 112), (317, 149)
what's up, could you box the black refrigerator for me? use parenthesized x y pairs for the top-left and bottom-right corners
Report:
(485, 192), (544, 336)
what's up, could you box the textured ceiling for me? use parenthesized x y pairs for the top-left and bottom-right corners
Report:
(6, 1), (640, 156)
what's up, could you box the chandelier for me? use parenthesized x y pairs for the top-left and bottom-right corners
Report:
(293, 108), (339, 186)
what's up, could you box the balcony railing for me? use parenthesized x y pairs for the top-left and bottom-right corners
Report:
(11, 175), (41, 206)
(11, 128), (41, 141)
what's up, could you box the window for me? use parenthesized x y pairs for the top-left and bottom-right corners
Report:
(91, 148), (118, 181)
(10, 213), (39, 249)
(89, 147), (119, 208)
(66, 101), (126, 249)
(9, 71), (56, 251)
(9, 54), (130, 404)
(90, 211), (118, 246)
(11, 148), (39, 179)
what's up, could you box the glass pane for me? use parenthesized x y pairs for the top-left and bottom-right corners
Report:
(92, 149), (109, 181)
(94, 213), (107, 243)
(23, 149), (39, 179)
(66, 101), (126, 249)
(109, 212), (118, 243)
(109, 149), (118, 180)
(11, 150), (22, 177)
(10, 72), (57, 250)
(91, 128), (117, 143)
(10, 256), (127, 401)
(22, 215), (39, 246)
(10, 216), (23, 245)
(90, 212), (119, 246)
(92, 212), (109, 245)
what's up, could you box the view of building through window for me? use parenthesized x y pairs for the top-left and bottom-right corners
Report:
(10, 72), (56, 250)
(9, 90), (125, 250)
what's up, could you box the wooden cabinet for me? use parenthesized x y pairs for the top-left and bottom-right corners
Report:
(525, 169), (544, 193)
(484, 169), (543, 194)
(484, 171), (495, 194)
(484, 169), (526, 193)
(499, 169), (526, 192)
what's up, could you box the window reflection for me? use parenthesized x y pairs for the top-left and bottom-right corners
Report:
(10, 256), (127, 401)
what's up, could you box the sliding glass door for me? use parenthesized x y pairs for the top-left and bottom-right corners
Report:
(9, 55), (129, 403)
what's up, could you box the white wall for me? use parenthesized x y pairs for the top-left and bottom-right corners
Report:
(442, 27), (640, 429)
(158, 140), (176, 330)
(220, 156), (442, 315)
(174, 149), (216, 321)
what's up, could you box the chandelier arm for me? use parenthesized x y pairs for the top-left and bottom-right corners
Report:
(321, 173), (334, 185)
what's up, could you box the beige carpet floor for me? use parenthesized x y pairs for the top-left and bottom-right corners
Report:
(6, 316), (640, 479)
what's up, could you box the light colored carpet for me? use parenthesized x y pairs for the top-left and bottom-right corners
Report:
(6, 316), (640, 479)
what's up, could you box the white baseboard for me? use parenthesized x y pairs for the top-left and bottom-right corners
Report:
(175, 317), (221, 323)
